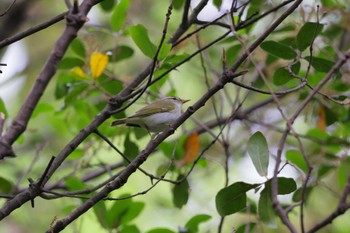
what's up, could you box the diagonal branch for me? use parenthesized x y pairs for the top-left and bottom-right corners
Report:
(0, 0), (102, 159)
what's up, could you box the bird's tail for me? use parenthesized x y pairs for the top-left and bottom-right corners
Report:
(111, 119), (126, 126)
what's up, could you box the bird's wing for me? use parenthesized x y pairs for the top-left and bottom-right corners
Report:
(129, 101), (171, 118)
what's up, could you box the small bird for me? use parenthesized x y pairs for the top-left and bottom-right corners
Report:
(111, 97), (190, 133)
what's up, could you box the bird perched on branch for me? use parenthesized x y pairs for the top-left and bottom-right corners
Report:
(111, 96), (190, 134)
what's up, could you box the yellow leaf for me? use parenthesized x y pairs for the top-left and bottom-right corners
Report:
(70, 67), (90, 80)
(316, 108), (326, 131)
(90, 52), (108, 78)
(179, 132), (200, 166)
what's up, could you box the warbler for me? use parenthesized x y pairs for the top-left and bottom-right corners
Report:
(111, 97), (189, 133)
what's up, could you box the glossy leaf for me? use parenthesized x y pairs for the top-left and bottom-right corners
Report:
(90, 52), (108, 78)
(173, 175), (189, 208)
(110, 0), (130, 32)
(297, 22), (324, 51)
(128, 24), (156, 58)
(215, 182), (259, 216)
(184, 214), (211, 233)
(179, 132), (200, 166)
(305, 56), (335, 73)
(260, 41), (296, 59)
(286, 150), (307, 172)
(247, 131), (269, 177)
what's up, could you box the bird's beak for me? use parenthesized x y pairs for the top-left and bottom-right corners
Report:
(181, 99), (190, 104)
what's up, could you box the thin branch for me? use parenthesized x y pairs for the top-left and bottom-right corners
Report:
(0, 0), (17, 17)
(0, 2), (91, 158)
(307, 175), (350, 233)
(272, 48), (350, 233)
(0, 12), (66, 49)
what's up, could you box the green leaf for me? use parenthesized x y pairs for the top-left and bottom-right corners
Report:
(65, 176), (85, 191)
(124, 134), (139, 164)
(106, 195), (132, 228)
(108, 45), (134, 62)
(121, 225), (140, 233)
(184, 214), (212, 232)
(258, 177), (297, 225)
(275, 177), (297, 195)
(273, 62), (300, 86)
(292, 187), (312, 202)
(128, 24), (156, 58)
(236, 223), (256, 233)
(100, 0), (116, 11)
(67, 149), (84, 160)
(226, 44), (241, 67)
(173, 175), (189, 208)
(58, 57), (85, 69)
(157, 35), (172, 60)
(163, 53), (189, 65)
(93, 201), (109, 229)
(122, 202), (145, 224)
(71, 39), (86, 58)
(272, 67), (291, 86)
(260, 41), (297, 60)
(258, 186), (276, 227)
(173, 0), (185, 9)
(247, 131), (269, 177)
(0, 97), (8, 118)
(110, 0), (130, 32)
(286, 150), (308, 172)
(215, 182), (259, 216)
(146, 228), (176, 233)
(32, 103), (54, 118)
(64, 83), (89, 106)
(304, 56), (335, 73)
(97, 73), (123, 95)
(0, 177), (13, 194)
(338, 158), (350, 188)
(213, 0), (222, 9)
(296, 22), (324, 51)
